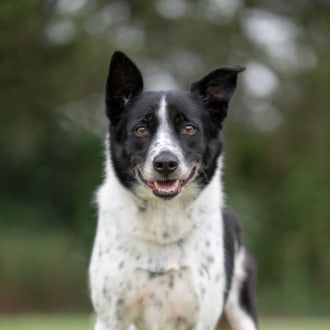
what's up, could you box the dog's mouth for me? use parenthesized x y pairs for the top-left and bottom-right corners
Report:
(138, 167), (197, 199)
(146, 180), (181, 198)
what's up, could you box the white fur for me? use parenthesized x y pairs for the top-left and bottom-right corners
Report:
(142, 95), (190, 181)
(90, 133), (227, 329)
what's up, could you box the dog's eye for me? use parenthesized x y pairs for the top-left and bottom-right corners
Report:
(183, 124), (197, 135)
(135, 126), (148, 136)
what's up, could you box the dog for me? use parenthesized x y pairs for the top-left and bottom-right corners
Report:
(89, 51), (258, 330)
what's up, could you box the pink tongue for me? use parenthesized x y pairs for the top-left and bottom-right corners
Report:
(158, 181), (175, 188)
(154, 180), (179, 192)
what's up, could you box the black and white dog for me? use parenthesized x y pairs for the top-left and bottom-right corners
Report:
(89, 51), (258, 330)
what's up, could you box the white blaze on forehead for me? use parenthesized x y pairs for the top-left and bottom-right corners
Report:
(155, 94), (176, 151)
(141, 94), (190, 180)
(158, 94), (168, 127)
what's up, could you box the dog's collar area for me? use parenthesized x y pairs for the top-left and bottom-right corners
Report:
(137, 167), (197, 199)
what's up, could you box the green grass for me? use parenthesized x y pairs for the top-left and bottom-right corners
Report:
(0, 315), (91, 330)
(259, 318), (330, 330)
(0, 315), (330, 330)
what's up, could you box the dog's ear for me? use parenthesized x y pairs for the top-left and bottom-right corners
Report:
(106, 51), (143, 124)
(190, 65), (245, 125)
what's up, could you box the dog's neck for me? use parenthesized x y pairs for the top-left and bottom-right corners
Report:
(97, 142), (225, 245)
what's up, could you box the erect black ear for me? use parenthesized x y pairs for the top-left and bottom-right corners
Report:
(105, 51), (143, 124)
(190, 65), (245, 125)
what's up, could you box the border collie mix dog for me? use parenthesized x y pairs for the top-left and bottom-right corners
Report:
(89, 51), (258, 330)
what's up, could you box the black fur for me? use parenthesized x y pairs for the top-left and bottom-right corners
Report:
(223, 208), (244, 301)
(106, 53), (244, 191)
(240, 252), (258, 324)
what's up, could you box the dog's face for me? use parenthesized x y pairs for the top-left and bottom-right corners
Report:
(106, 51), (244, 200)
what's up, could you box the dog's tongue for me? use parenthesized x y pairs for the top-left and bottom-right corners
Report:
(154, 180), (180, 194)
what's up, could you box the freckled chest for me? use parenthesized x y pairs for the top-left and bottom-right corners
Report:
(90, 169), (226, 329)
(118, 268), (199, 329)
(91, 220), (224, 329)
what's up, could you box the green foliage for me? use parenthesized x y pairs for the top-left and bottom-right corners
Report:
(0, 229), (90, 313)
(0, 0), (329, 315)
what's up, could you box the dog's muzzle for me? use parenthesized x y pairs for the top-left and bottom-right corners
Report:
(137, 152), (197, 199)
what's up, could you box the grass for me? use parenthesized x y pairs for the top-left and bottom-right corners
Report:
(0, 315), (92, 330)
(0, 315), (330, 330)
(259, 318), (330, 330)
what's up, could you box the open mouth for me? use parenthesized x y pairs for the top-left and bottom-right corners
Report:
(138, 167), (196, 199)
(146, 180), (182, 198)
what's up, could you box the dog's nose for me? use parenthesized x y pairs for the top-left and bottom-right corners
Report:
(153, 152), (179, 175)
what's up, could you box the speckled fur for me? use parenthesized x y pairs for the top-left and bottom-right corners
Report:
(90, 154), (225, 330)
(89, 51), (258, 330)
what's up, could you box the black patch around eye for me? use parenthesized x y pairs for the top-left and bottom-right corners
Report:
(173, 114), (195, 134)
(129, 112), (158, 135)
(145, 113), (156, 124)
(174, 114), (185, 125)
(145, 113), (158, 131)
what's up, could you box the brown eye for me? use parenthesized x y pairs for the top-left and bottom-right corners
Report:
(183, 124), (197, 135)
(135, 126), (147, 136)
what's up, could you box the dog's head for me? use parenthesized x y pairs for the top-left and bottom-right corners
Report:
(106, 51), (244, 200)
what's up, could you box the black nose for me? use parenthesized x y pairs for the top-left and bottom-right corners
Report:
(153, 152), (179, 175)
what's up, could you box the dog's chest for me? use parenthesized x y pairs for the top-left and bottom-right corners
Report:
(118, 267), (199, 329)
(90, 206), (224, 329)
(90, 175), (225, 328)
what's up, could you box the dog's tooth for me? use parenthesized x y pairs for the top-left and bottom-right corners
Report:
(153, 180), (181, 194)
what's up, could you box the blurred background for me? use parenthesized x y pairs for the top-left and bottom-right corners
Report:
(0, 0), (329, 326)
